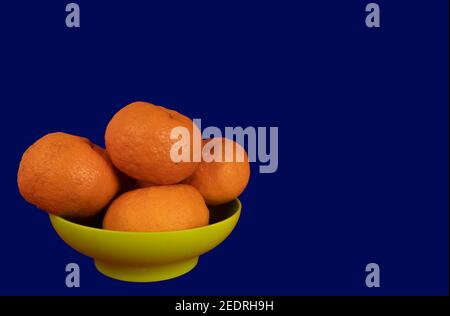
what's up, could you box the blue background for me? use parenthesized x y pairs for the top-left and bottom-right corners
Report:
(0, 0), (448, 295)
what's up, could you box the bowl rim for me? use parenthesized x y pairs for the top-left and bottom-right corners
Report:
(49, 198), (242, 236)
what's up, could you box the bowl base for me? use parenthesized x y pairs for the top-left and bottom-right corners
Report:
(94, 257), (199, 282)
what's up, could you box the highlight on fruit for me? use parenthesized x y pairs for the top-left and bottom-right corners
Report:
(17, 101), (251, 232)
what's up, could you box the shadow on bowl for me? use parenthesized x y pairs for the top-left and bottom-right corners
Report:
(49, 199), (241, 282)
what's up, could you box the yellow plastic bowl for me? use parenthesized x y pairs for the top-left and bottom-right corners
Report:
(49, 199), (241, 282)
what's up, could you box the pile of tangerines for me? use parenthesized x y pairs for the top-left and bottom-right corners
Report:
(17, 101), (250, 232)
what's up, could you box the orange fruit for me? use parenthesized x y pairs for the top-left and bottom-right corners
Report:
(184, 138), (250, 205)
(105, 101), (199, 185)
(103, 184), (209, 232)
(17, 132), (121, 218)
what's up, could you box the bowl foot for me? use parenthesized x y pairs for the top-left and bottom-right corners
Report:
(94, 257), (199, 282)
